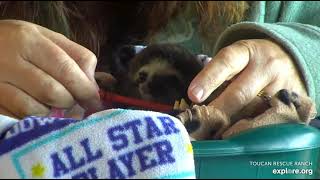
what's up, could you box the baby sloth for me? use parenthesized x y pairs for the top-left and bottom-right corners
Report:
(103, 44), (204, 105)
(128, 44), (204, 104)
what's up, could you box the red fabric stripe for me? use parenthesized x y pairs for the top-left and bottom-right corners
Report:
(99, 90), (173, 112)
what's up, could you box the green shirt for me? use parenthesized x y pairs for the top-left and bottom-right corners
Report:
(151, 1), (320, 115)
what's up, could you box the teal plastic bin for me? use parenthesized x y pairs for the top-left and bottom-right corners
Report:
(192, 123), (320, 179)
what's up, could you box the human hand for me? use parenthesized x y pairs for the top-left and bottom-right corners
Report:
(0, 20), (102, 118)
(188, 39), (307, 118)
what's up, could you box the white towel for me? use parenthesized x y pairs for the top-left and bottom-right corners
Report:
(0, 109), (195, 179)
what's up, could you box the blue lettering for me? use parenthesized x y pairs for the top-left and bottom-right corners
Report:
(5, 125), (19, 139)
(158, 116), (180, 135)
(107, 125), (128, 151)
(124, 119), (143, 144)
(51, 152), (69, 177)
(136, 145), (157, 172)
(108, 159), (126, 179)
(63, 146), (85, 171)
(71, 167), (98, 179)
(145, 117), (163, 139)
(80, 138), (103, 163)
(119, 152), (136, 177)
(36, 118), (55, 126)
(20, 119), (34, 132)
(154, 140), (175, 165)
(51, 138), (103, 178)
(87, 167), (98, 179)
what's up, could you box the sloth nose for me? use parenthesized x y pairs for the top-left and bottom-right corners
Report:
(137, 71), (148, 84)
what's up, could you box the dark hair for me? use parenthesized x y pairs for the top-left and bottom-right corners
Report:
(0, 1), (249, 63)
(0, 1), (105, 55)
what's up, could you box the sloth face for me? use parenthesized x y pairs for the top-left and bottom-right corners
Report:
(106, 43), (203, 105)
(132, 58), (186, 104)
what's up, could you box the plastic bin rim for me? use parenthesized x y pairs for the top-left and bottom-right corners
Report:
(191, 123), (320, 157)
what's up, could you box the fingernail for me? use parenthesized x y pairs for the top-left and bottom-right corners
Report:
(191, 86), (204, 101)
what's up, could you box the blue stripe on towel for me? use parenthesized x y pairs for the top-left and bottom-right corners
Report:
(0, 117), (77, 156)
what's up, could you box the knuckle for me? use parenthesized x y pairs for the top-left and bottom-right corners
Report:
(15, 24), (38, 40)
(236, 40), (252, 48)
(218, 46), (234, 60)
(236, 39), (256, 52)
(53, 30), (97, 68)
(233, 87), (249, 105)
(57, 58), (77, 79)
(266, 57), (284, 74)
(267, 57), (283, 67)
(81, 51), (97, 67)
(217, 47), (238, 70)
(54, 31), (68, 40)
(16, 23), (37, 33)
(12, 24), (40, 52)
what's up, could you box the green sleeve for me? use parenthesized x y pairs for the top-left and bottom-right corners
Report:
(213, 1), (320, 114)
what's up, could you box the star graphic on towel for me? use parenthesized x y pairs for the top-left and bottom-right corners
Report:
(31, 163), (46, 178)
